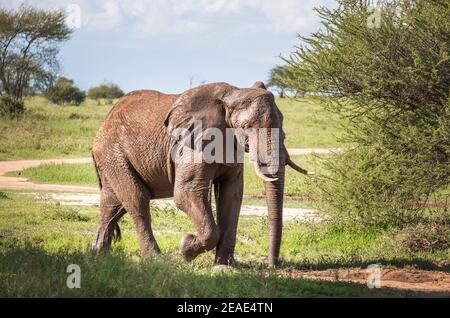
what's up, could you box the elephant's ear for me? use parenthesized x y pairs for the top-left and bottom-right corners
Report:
(164, 88), (228, 155)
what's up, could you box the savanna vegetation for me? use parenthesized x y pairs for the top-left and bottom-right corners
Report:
(44, 77), (86, 106)
(1, 1), (449, 298)
(0, 95), (342, 160)
(1, 190), (447, 297)
(274, 0), (450, 227)
(87, 82), (125, 100)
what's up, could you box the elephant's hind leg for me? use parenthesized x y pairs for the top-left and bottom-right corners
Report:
(92, 186), (126, 254)
(108, 162), (160, 256)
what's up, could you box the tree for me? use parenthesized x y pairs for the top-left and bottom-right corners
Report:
(87, 82), (125, 100)
(267, 65), (305, 98)
(0, 6), (71, 113)
(267, 66), (287, 98)
(282, 0), (450, 225)
(44, 77), (85, 105)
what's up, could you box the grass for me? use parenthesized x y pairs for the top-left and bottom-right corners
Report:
(0, 96), (342, 160)
(0, 191), (448, 297)
(8, 162), (98, 186)
(8, 154), (324, 199)
(276, 97), (343, 148)
(0, 96), (114, 160)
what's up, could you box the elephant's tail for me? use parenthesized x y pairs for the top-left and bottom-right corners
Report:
(91, 151), (103, 190)
(111, 206), (126, 242)
(113, 223), (122, 242)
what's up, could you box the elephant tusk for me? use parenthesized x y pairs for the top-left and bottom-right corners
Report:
(253, 161), (278, 182)
(286, 158), (314, 175)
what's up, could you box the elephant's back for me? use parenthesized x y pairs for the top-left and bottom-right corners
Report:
(94, 90), (178, 146)
(105, 90), (178, 129)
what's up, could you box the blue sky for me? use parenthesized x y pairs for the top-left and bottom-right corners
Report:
(5, 0), (336, 93)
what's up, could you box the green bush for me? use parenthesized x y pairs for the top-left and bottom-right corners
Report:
(282, 0), (450, 225)
(0, 95), (24, 117)
(87, 83), (124, 100)
(44, 77), (85, 106)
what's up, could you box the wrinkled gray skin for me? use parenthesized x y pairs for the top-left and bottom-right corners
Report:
(91, 81), (308, 266)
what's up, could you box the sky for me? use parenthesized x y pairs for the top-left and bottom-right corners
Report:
(4, 0), (336, 93)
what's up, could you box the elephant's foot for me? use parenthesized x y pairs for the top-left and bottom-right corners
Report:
(214, 254), (236, 267)
(139, 239), (161, 257)
(90, 227), (113, 255)
(180, 234), (200, 261)
(90, 242), (106, 255)
(180, 232), (219, 261)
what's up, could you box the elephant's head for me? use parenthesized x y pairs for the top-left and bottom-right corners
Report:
(164, 82), (309, 266)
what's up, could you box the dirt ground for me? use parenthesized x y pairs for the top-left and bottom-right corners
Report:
(0, 157), (97, 192)
(280, 267), (450, 296)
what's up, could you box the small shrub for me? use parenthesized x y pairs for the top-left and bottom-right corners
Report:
(44, 77), (86, 106)
(396, 218), (450, 252)
(0, 95), (24, 117)
(68, 113), (89, 120)
(87, 83), (124, 100)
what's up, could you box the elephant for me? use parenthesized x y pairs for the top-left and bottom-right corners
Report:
(91, 81), (309, 267)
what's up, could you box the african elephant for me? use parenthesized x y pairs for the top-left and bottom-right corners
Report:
(91, 81), (309, 266)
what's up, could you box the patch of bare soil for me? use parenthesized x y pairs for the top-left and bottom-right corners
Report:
(0, 157), (97, 192)
(280, 267), (450, 295)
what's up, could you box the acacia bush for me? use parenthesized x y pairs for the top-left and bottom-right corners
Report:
(282, 0), (450, 225)
(87, 83), (124, 100)
(44, 77), (85, 106)
(0, 95), (24, 117)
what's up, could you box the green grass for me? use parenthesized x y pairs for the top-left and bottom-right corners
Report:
(0, 96), (342, 160)
(9, 162), (98, 186)
(8, 154), (324, 199)
(0, 191), (448, 297)
(0, 96), (114, 160)
(276, 97), (343, 148)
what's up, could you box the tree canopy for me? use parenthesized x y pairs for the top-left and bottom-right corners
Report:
(279, 0), (450, 224)
(0, 6), (71, 111)
(87, 83), (125, 100)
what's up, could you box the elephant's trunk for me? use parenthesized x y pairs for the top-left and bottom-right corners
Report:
(264, 159), (285, 267)
(249, 129), (287, 267)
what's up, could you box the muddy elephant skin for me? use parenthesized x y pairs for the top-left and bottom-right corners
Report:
(91, 81), (308, 266)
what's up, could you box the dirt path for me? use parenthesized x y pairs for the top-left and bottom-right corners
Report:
(0, 158), (97, 192)
(281, 268), (450, 296)
(0, 148), (339, 192)
(18, 192), (319, 221)
(0, 149), (328, 221)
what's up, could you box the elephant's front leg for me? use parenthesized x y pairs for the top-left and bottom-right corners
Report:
(214, 168), (243, 266)
(174, 164), (220, 261)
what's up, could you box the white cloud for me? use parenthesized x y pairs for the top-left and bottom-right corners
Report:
(3, 0), (335, 36)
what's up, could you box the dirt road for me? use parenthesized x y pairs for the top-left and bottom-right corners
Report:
(283, 268), (450, 296)
(0, 157), (97, 192)
(0, 148), (328, 221)
(0, 148), (339, 192)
